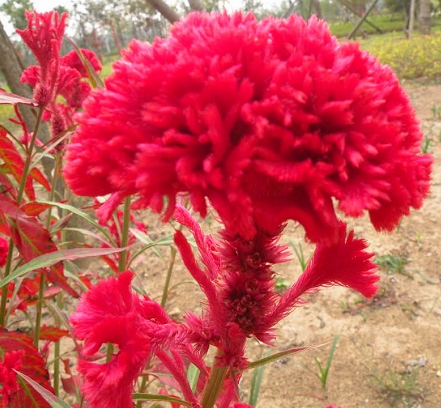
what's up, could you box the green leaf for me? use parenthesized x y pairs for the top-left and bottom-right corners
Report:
(246, 343), (327, 371)
(187, 363), (200, 393)
(249, 351), (269, 406)
(67, 38), (104, 89)
(0, 247), (127, 288)
(15, 370), (71, 408)
(132, 393), (191, 407)
(37, 200), (113, 241)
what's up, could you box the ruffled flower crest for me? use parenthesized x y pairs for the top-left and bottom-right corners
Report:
(64, 12), (431, 244)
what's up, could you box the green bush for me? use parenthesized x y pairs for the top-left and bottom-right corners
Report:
(361, 33), (441, 79)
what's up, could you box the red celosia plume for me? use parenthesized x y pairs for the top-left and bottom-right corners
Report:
(63, 12), (432, 243)
(70, 272), (152, 407)
(270, 224), (379, 325)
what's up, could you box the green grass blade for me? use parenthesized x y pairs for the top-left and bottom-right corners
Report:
(321, 334), (340, 389)
(249, 356), (267, 406)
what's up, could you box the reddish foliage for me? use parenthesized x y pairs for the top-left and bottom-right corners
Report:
(0, 329), (54, 407)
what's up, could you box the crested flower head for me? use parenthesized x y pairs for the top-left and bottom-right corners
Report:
(64, 12), (432, 243)
(17, 11), (67, 106)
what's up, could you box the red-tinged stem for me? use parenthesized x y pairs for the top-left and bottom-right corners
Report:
(200, 349), (229, 408)
(17, 107), (44, 204)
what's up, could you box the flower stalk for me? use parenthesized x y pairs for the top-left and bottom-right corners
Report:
(117, 196), (132, 272)
(200, 350), (230, 408)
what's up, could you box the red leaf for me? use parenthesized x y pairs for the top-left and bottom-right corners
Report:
(61, 374), (82, 395)
(0, 129), (35, 200)
(39, 326), (70, 342)
(29, 167), (51, 192)
(0, 172), (17, 200)
(0, 329), (53, 407)
(0, 195), (79, 297)
(21, 201), (51, 217)
(0, 88), (37, 106)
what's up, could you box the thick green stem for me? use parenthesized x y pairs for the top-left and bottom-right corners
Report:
(118, 196), (131, 272)
(200, 349), (229, 408)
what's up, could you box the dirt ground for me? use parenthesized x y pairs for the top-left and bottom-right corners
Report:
(131, 79), (441, 408)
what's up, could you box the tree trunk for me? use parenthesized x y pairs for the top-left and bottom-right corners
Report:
(418, 0), (431, 34)
(145, 0), (181, 24)
(311, 0), (323, 18)
(188, 0), (204, 11)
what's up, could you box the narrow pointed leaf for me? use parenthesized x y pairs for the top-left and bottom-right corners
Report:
(132, 393), (191, 407)
(15, 370), (71, 408)
(37, 200), (113, 241)
(0, 247), (127, 288)
(67, 39), (104, 89)
(39, 326), (70, 342)
(245, 343), (327, 371)
(0, 88), (37, 106)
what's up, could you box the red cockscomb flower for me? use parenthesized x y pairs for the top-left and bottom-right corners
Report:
(64, 12), (432, 243)
(70, 272), (152, 408)
(17, 11), (67, 107)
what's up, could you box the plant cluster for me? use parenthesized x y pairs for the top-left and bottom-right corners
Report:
(364, 32), (441, 79)
(0, 9), (432, 408)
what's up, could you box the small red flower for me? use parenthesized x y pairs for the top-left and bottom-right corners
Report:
(18, 11), (101, 141)
(64, 12), (431, 244)
(0, 236), (9, 267)
(0, 350), (24, 405)
(70, 272), (152, 408)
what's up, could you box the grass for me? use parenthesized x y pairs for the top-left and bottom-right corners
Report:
(329, 13), (407, 38)
(329, 13), (441, 38)
(370, 368), (424, 407)
(375, 252), (410, 278)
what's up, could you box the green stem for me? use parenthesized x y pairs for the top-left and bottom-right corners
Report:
(33, 273), (45, 346)
(45, 153), (62, 230)
(135, 375), (149, 408)
(118, 196), (131, 272)
(0, 240), (15, 327)
(161, 246), (177, 308)
(200, 349), (229, 408)
(52, 293), (63, 396)
(53, 340), (60, 395)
